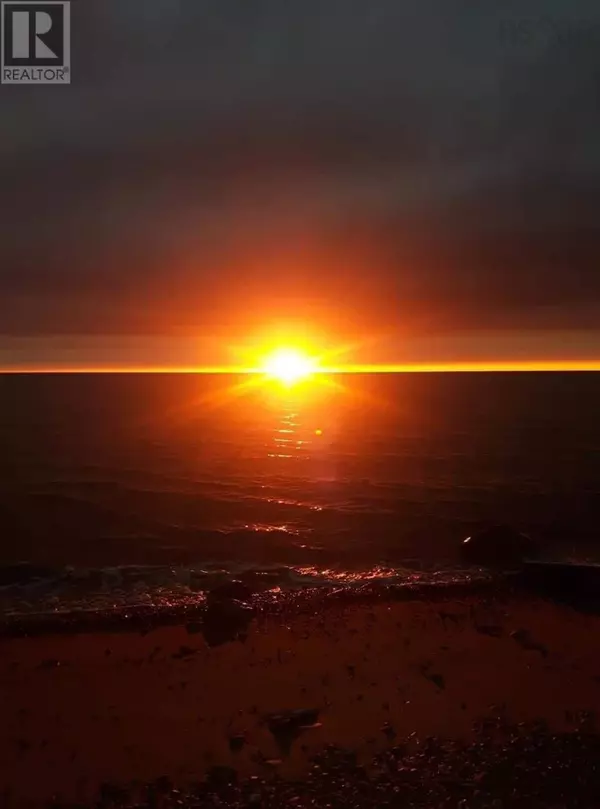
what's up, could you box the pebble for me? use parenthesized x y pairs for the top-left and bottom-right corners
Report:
(44, 717), (600, 808)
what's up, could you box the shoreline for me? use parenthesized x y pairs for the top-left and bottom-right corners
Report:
(2, 561), (598, 640)
(0, 572), (513, 639)
(2, 588), (600, 806)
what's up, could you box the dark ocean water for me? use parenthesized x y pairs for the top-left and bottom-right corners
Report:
(0, 372), (598, 620)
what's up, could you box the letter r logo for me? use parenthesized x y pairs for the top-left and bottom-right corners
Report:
(1, 2), (69, 71)
(11, 9), (57, 58)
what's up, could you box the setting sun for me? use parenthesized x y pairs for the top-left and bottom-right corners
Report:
(262, 348), (317, 385)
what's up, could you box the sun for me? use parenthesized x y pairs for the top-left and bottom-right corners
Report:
(262, 348), (317, 385)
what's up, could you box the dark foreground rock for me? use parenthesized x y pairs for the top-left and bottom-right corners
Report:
(207, 580), (254, 603)
(265, 708), (321, 754)
(461, 525), (540, 568)
(200, 598), (254, 647)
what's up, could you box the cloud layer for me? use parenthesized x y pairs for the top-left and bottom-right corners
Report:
(1, 0), (599, 340)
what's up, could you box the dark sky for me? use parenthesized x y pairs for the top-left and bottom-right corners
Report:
(1, 0), (599, 365)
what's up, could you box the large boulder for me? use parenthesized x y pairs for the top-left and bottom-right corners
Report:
(206, 580), (253, 603)
(201, 598), (254, 647)
(460, 524), (539, 567)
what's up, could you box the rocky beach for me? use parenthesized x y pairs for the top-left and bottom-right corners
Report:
(2, 584), (600, 807)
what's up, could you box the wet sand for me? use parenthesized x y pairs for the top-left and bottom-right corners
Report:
(2, 593), (600, 807)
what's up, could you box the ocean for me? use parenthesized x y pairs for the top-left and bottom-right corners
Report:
(0, 371), (598, 622)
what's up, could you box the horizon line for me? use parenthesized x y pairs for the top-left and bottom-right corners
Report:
(1, 361), (599, 374)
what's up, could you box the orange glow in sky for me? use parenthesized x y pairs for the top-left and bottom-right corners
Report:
(2, 361), (600, 374)
(0, 326), (599, 373)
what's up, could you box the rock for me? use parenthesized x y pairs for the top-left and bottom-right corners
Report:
(172, 645), (199, 659)
(229, 732), (246, 752)
(426, 672), (445, 690)
(267, 708), (320, 733)
(510, 628), (548, 657)
(201, 599), (254, 647)
(206, 765), (238, 786)
(460, 525), (539, 567)
(207, 580), (253, 603)
(263, 758), (283, 767)
(265, 708), (321, 755)
(520, 560), (600, 604)
(381, 722), (396, 740)
(98, 782), (128, 805)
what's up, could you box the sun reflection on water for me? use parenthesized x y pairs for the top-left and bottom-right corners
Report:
(242, 523), (301, 535)
(266, 393), (326, 461)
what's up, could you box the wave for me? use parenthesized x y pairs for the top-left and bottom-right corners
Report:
(0, 559), (497, 630)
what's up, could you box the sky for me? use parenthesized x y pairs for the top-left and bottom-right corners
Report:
(1, 0), (599, 370)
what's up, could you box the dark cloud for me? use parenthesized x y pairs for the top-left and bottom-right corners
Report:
(1, 0), (599, 340)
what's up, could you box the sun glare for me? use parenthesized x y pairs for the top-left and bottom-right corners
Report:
(262, 348), (317, 385)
